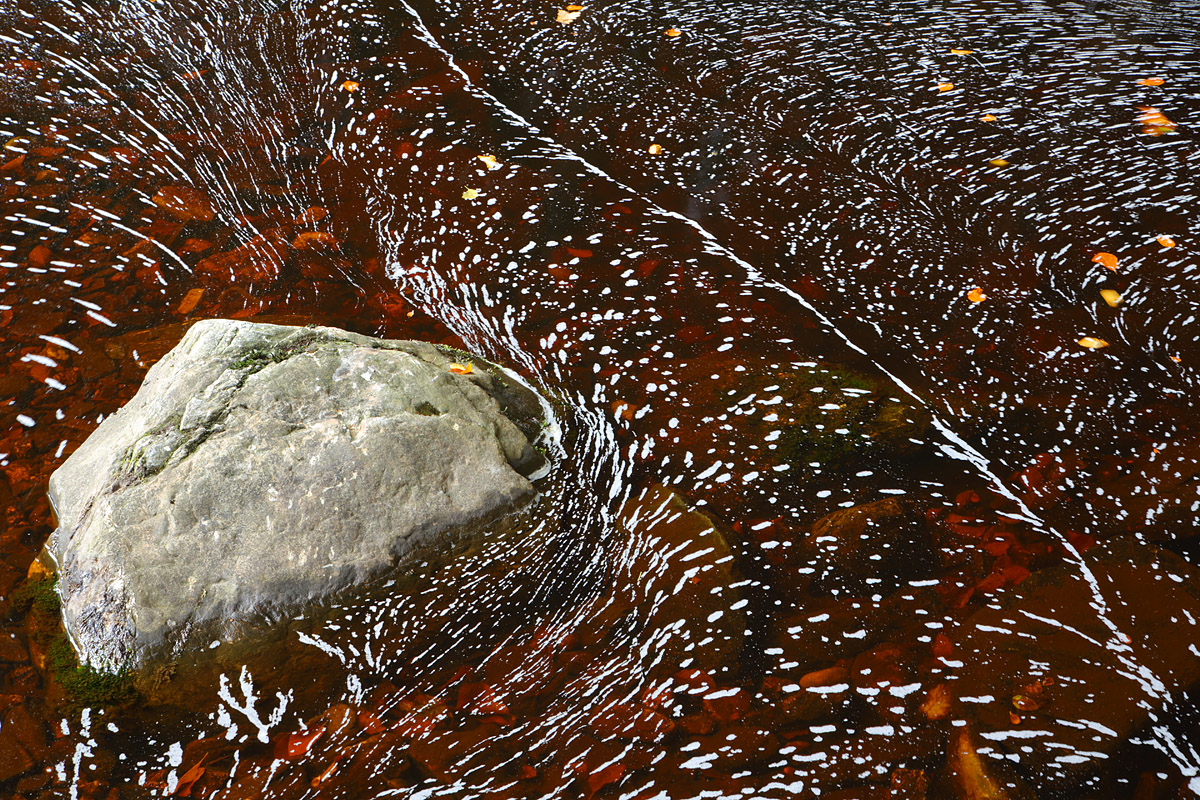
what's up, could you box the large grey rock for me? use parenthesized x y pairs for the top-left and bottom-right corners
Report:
(45, 319), (547, 672)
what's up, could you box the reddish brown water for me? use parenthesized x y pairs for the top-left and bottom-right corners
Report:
(2, 0), (1200, 797)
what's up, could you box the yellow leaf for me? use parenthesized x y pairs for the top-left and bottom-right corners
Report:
(647, 143), (664, 155)
(988, 158), (1009, 167)
(462, 188), (480, 200)
(949, 49), (974, 55)
(664, 27), (682, 37)
(967, 287), (987, 303)
(342, 80), (360, 93)
(556, 8), (582, 24)
(449, 362), (474, 375)
(1157, 234), (1176, 248)
(1078, 336), (1109, 349)
(937, 82), (955, 92)
(477, 154), (501, 170)
(980, 113), (998, 122)
(921, 684), (952, 721)
(1100, 289), (1122, 307)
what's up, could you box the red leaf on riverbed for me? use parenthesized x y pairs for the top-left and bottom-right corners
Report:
(586, 763), (625, 797)
(283, 725), (325, 758)
(171, 761), (205, 796)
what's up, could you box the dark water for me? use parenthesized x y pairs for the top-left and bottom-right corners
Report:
(2, 0), (1200, 797)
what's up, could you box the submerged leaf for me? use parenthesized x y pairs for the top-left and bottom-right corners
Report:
(980, 113), (998, 122)
(1092, 251), (1119, 270)
(1158, 234), (1176, 248)
(1100, 289), (1122, 307)
(949, 48), (974, 55)
(937, 82), (955, 92)
(1078, 336), (1109, 349)
(1136, 77), (1165, 86)
(556, 8), (582, 24)
(967, 287), (987, 303)
(647, 143), (664, 155)
(461, 188), (480, 200)
(477, 154), (501, 170)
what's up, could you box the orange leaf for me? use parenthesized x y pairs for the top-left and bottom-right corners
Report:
(937, 82), (955, 92)
(1091, 251), (1119, 270)
(980, 113), (998, 122)
(342, 80), (359, 92)
(1078, 336), (1109, 349)
(1137, 106), (1177, 135)
(172, 762), (205, 796)
(449, 362), (473, 375)
(1158, 234), (1176, 248)
(949, 48), (974, 55)
(1136, 77), (1165, 86)
(647, 143), (664, 155)
(664, 27), (682, 37)
(967, 287), (987, 303)
(176, 288), (204, 315)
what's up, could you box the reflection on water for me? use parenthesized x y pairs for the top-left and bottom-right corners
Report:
(2, 0), (1200, 797)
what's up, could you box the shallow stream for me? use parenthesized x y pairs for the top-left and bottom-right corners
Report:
(2, 0), (1200, 797)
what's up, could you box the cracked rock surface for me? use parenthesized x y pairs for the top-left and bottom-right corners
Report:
(45, 319), (547, 672)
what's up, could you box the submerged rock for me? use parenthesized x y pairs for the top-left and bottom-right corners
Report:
(950, 538), (1200, 788)
(45, 319), (547, 673)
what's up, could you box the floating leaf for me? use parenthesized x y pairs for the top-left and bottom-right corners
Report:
(1092, 251), (1119, 270)
(988, 158), (1009, 167)
(1137, 106), (1177, 136)
(449, 362), (474, 375)
(461, 188), (480, 200)
(1171, 355), (1182, 363)
(1136, 77), (1165, 86)
(477, 154), (501, 170)
(1100, 289), (1122, 307)
(342, 80), (360, 93)
(664, 27), (682, 37)
(1158, 234), (1176, 248)
(980, 113), (998, 122)
(647, 143), (664, 155)
(937, 82), (955, 92)
(556, 8), (582, 24)
(967, 287), (987, 303)
(949, 48), (974, 55)
(1078, 336), (1109, 349)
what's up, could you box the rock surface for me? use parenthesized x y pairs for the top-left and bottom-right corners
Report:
(45, 319), (547, 672)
